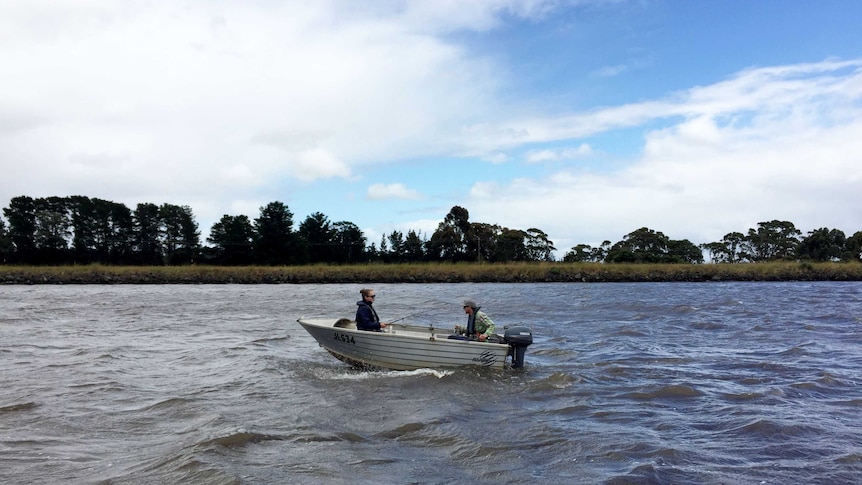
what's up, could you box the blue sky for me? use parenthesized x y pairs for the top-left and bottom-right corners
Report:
(2, 0), (862, 257)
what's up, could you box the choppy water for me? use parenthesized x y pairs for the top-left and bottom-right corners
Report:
(1, 282), (861, 484)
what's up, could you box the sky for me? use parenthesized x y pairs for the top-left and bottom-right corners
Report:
(2, 0), (862, 257)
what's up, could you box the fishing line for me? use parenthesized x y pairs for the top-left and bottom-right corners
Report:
(387, 299), (448, 324)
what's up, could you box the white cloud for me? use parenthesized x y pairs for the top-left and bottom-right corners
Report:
(525, 144), (593, 163)
(483, 152), (510, 164)
(457, 59), (862, 157)
(367, 183), (422, 200)
(294, 149), (352, 182)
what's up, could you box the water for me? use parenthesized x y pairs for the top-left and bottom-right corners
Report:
(1, 282), (861, 484)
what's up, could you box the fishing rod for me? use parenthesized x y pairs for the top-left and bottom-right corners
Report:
(386, 299), (442, 325)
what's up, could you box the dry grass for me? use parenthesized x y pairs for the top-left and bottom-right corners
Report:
(2, 261), (861, 284)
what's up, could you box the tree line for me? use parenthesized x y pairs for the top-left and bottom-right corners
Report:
(563, 222), (862, 264)
(0, 196), (556, 266)
(1, 195), (859, 265)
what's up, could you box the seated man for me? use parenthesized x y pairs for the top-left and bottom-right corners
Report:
(462, 299), (495, 341)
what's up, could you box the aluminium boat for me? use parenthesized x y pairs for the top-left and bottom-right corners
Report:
(296, 317), (533, 371)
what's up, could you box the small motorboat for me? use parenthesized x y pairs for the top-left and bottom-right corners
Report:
(296, 317), (534, 371)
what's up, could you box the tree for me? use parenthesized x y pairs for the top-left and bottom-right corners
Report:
(64, 196), (135, 265)
(161, 203), (199, 265)
(68, 195), (98, 264)
(207, 215), (255, 265)
(719, 232), (750, 263)
(0, 216), (12, 263)
(298, 212), (335, 263)
(332, 221), (365, 263)
(592, 241), (611, 262)
(103, 199), (135, 264)
(366, 242), (378, 261)
(744, 220), (801, 261)
(403, 230), (425, 262)
(3, 196), (37, 263)
(524, 228), (556, 261)
(563, 244), (593, 262)
(387, 230), (405, 262)
(605, 227), (702, 263)
(253, 201), (296, 265)
(845, 231), (862, 262)
(666, 238), (704, 264)
(33, 196), (71, 264)
(378, 235), (389, 262)
(133, 203), (163, 265)
(701, 242), (726, 263)
(470, 223), (500, 263)
(606, 227), (670, 263)
(427, 206), (471, 261)
(494, 228), (527, 262)
(797, 227), (846, 262)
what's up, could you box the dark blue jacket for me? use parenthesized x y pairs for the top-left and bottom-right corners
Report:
(356, 300), (381, 331)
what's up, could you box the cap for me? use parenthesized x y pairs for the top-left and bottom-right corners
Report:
(463, 299), (477, 308)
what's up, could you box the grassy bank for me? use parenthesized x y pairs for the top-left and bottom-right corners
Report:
(2, 261), (862, 284)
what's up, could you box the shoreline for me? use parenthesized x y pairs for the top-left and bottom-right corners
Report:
(2, 262), (861, 284)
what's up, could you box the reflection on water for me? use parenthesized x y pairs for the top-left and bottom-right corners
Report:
(1, 282), (861, 484)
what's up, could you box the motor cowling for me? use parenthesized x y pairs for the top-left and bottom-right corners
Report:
(503, 326), (533, 368)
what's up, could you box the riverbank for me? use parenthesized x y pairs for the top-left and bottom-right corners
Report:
(2, 261), (861, 284)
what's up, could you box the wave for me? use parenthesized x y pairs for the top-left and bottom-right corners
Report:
(605, 462), (704, 485)
(776, 342), (816, 357)
(97, 451), (243, 485)
(836, 453), (862, 464)
(725, 418), (820, 438)
(0, 401), (37, 412)
(689, 321), (726, 330)
(251, 336), (289, 345)
(196, 431), (286, 447)
(674, 304), (700, 313)
(194, 428), (371, 449)
(610, 328), (648, 337)
(346, 458), (398, 466)
(526, 371), (577, 391)
(141, 397), (195, 412)
(721, 391), (766, 402)
(621, 384), (703, 400)
(540, 404), (590, 416)
(787, 373), (854, 398)
(530, 347), (578, 358)
(374, 421), (428, 439)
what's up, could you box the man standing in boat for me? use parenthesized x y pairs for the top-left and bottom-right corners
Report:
(462, 299), (495, 341)
(356, 288), (387, 331)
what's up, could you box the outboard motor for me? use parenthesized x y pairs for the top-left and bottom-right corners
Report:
(503, 326), (533, 368)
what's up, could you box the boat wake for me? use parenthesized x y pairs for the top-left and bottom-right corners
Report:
(326, 368), (454, 380)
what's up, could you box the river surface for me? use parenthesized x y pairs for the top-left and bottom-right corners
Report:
(1, 282), (861, 484)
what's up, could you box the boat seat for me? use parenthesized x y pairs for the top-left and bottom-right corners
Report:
(334, 318), (356, 329)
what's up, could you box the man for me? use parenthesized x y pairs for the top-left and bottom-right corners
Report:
(462, 299), (495, 341)
(356, 288), (387, 331)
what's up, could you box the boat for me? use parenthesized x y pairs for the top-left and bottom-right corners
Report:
(296, 317), (534, 371)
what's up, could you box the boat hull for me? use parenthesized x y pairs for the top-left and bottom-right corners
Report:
(297, 318), (511, 370)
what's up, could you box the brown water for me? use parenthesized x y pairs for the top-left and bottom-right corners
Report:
(1, 282), (861, 484)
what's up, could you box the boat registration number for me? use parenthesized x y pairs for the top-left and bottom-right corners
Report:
(333, 332), (355, 344)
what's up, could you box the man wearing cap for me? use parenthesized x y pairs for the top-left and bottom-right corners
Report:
(462, 299), (495, 341)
